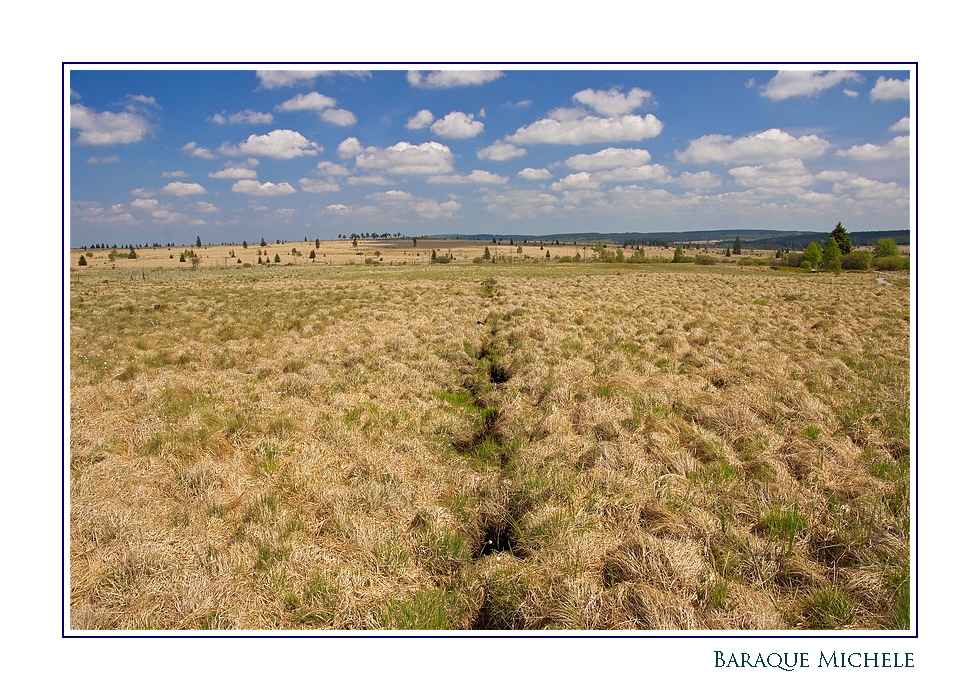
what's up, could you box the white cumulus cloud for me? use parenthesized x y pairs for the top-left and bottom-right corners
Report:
(182, 141), (217, 159)
(890, 117), (911, 132)
(728, 159), (814, 190)
(162, 182), (206, 196)
(276, 92), (337, 112)
(315, 160), (351, 176)
(209, 167), (258, 179)
(70, 104), (153, 146)
(836, 135), (910, 160)
(593, 164), (672, 183)
(870, 77), (910, 101)
(506, 112), (664, 146)
(355, 141), (455, 175)
(431, 111), (484, 139)
(830, 174), (909, 203)
(481, 190), (562, 219)
(273, 92), (355, 125)
(407, 70), (504, 88)
(336, 137), (363, 158)
(565, 147), (651, 171)
(406, 110), (434, 129)
(220, 130), (322, 159)
(230, 109), (274, 124)
(551, 172), (601, 191)
(676, 171), (722, 190)
(676, 128), (830, 164)
(367, 190), (462, 219)
(321, 109), (356, 126)
(298, 177), (341, 193)
(761, 71), (863, 100)
(256, 70), (371, 89)
(86, 155), (119, 164)
(572, 87), (651, 115)
(231, 180), (297, 196)
(477, 141), (527, 161)
(518, 168), (552, 180)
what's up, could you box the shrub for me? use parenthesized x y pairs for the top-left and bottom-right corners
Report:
(801, 241), (823, 270)
(873, 255), (910, 271)
(824, 237), (842, 274)
(694, 254), (718, 265)
(784, 252), (804, 267)
(873, 238), (899, 259)
(840, 250), (871, 270)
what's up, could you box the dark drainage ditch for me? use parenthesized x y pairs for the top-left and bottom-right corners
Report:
(488, 362), (511, 385)
(474, 520), (524, 559)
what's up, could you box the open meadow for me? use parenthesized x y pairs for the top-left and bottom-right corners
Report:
(68, 240), (911, 631)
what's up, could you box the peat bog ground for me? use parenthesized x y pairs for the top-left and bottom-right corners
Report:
(68, 260), (910, 631)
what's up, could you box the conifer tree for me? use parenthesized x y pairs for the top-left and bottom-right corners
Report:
(830, 222), (853, 255)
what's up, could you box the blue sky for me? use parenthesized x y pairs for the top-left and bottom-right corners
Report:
(68, 66), (912, 247)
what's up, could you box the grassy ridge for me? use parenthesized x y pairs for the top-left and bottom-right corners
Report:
(69, 262), (910, 630)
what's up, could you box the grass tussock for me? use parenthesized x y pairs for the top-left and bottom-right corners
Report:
(70, 262), (910, 631)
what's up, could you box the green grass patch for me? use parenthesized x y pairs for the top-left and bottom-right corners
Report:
(758, 503), (806, 552)
(801, 585), (856, 629)
(381, 587), (462, 630)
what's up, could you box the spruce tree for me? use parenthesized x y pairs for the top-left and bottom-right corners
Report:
(830, 222), (852, 254)
(733, 236), (742, 255)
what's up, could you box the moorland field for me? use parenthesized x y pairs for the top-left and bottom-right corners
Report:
(68, 238), (911, 630)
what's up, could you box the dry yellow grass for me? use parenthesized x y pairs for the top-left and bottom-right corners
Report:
(68, 255), (910, 631)
(68, 237), (571, 273)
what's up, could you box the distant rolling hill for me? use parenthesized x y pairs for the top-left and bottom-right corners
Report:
(438, 229), (911, 249)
